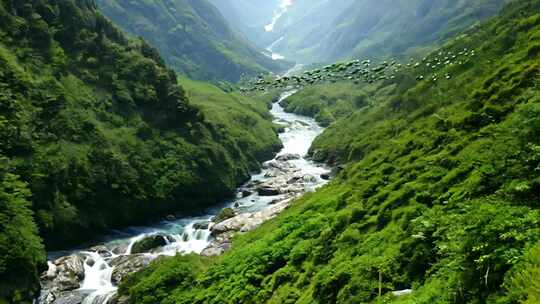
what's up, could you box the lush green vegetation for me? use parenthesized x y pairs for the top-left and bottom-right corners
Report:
(119, 1), (540, 303)
(96, 0), (290, 82)
(0, 0), (281, 302)
(313, 0), (509, 62)
(279, 83), (372, 127)
(0, 159), (45, 304)
(216, 0), (509, 65)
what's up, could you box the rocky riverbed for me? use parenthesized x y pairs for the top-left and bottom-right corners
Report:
(37, 91), (331, 304)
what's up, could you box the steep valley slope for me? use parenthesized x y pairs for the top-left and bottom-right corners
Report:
(0, 0), (282, 302)
(95, 0), (291, 82)
(118, 1), (540, 303)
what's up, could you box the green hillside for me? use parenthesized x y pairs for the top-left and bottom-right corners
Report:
(96, 0), (291, 82)
(0, 0), (281, 302)
(118, 1), (540, 303)
(220, 0), (509, 64)
(208, 0), (279, 48)
(317, 0), (510, 62)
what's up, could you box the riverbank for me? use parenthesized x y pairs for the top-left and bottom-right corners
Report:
(37, 91), (330, 304)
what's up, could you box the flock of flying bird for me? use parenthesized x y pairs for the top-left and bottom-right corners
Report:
(241, 47), (477, 92)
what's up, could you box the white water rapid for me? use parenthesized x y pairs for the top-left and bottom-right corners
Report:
(39, 90), (328, 304)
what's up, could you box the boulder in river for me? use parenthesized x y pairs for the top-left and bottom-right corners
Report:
(276, 153), (301, 161)
(109, 254), (154, 285)
(262, 160), (297, 173)
(213, 207), (236, 224)
(193, 221), (210, 230)
(112, 244), (129, 255)
(89, 245), (113, 258)
(201, 231), (235, 257)
(302, 174), (317, 183)
(239, 188), (252, 197)
(130, 234), (172, 254)
(42, 254), (85, 292)
(85, 258), (95, 267)
(211, 199), (292, 236)
(320, 173), (331, 180)
(257, 185), (281, 196)
(42, 290), (92, 304)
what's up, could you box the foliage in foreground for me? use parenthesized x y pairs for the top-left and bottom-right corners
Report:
(0, 159), (45, 304)
(0, 0), (280, 301)
(119, 1), (540, 303)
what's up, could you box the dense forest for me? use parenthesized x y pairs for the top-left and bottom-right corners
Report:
(0, 0), (281, 302)
(118, 1), (540, 303)
(1, 0), (539, 303)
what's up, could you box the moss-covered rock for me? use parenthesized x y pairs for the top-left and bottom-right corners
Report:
(130, 235), (172, 254)
(213, 208), (236, 224)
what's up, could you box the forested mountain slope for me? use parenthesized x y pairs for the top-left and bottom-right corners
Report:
(313, 0), (510, 62)
(212, 0), (509, 65)
(95, 0), (290, 82)
(119, 1), (540, 303)
(0, 0), (281, 302)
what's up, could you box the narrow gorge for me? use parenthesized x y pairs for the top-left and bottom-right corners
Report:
(37, 92), (331, 304)
(1, 1), (539, 304)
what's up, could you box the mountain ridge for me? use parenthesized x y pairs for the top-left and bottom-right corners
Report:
(96, 0), (291, 82)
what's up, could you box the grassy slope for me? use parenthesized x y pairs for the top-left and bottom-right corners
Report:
(0, 1), (280, 302)
(119, 1), (540, 303)
(182, 77), (282, 163)
(279, 82), (376, 127)
(96, 0), (290, 82)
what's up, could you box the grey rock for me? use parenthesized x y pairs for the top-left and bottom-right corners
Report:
(276, 153), (301, 161)
(211, 199), (292, 236)
(130, 234), (171, 254)
(89, 245), (113, 258)
(111, 244), (129, 255)
(320, 173), (331, 180)
(257, 186), (280, 196)
(85, 258), (95, 267)
(52, 290), (92, 304)
(109, 254), (154, 285)
(193, 221), (210, 230)
(201, 232), (235, 257)
(302, 174), (317, 183)
(41, 255), (85, 292)
(200, 244), (227, 256)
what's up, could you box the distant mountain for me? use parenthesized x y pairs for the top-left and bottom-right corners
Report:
(312, 0), (511, 62)
(96, 0), (291, 82)
(212, 0), (509, 64)
(209, 0), (279, 48)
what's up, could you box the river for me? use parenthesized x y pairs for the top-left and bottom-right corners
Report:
(38, 91), (328, 304)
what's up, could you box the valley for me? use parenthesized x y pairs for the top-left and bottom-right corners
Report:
(37, 91), (330, 304)
(0, 0), (539, 304)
